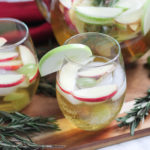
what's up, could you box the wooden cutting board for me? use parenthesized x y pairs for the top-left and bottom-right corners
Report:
(22, 51), (150, 150)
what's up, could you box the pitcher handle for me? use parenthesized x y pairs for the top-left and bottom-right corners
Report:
(35, 0), (51, 23)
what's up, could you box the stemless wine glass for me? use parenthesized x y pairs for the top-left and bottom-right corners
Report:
(0, 18), (39, 112)
(56, 32), (126, 131)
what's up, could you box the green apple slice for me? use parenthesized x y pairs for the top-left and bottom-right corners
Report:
(75, 6), (123, 24)
(142, 0), (150, 35)
(115, 0), (146, 9)
(115, 0), (146, 24)
(39, 44), (92, 77)
(17, 64), (39, 83)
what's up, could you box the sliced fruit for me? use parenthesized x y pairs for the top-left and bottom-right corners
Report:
(0, 74), (25, 88)
(75, 6), (123, 24)
(115, 0), (145, 24)
(115, 0), (146, 9)
(76, 77), (97, 88)
(58, 62), (80, 94)
(39, 44), (92, 77)
(0, 52), (18, 62)
(129, 24), (139, 31)
(0, 86), (18, 96)
(18, 45), (36, 65)
(59, 0), (72, 9)
(3, 90), (30, 111)
(0, 60), (22, 70)
(78, 64), (115, 78)
(17, 64), (39, 83)
(56, 85), (82, 105)
(112, 79), (126, 101)
(142, 0), (150, 35)
(0, 37), (7, 47)
(72, 84), (117, 102)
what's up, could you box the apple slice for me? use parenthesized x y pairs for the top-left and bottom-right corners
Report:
(56, 85), (82, 105)
(39, 44), (92, 77)
(115, 0), (146, 24)
(0, 74), (25, 88)
(58, 62), (80, 94)
(112, 79), (126, 101)
(142, 0), (150, 35)
(17, 64), (39, 83)
(72, 84), (117, 102)
(78, 64), (115, 78)
(0, 52), (18, 62)
(0, 37), (7, 47)
(18, 45), (36, 65)
(75, 6), (123, 24)
(0, 60), (22, 70)
(59, 0), (72, 9)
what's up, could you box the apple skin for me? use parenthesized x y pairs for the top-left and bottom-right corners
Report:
(0, 56), (17, 62)
(57, 80), (71, 94)
(72, 90), (117, 102)
(0, 63), (22, 70)
(0, 75), (25, 88)
(29, 69), (39, 83)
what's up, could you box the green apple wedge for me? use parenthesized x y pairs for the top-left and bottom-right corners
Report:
(75, 6), (123, 24)
(142, 0), (150, 35)
(39, 44), (92, 77)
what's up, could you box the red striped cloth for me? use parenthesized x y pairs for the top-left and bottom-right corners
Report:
(0, 1), (52, 45)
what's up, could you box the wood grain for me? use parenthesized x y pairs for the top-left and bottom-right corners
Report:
(22, 51), (150, 150)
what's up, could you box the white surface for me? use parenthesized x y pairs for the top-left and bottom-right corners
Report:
(98, 135), (150, 150)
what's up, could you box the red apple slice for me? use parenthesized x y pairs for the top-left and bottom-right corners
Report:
(58, 62), (80, 94)
(29, 69), (39, 83)
(72, 85), (117, 102)
(0, 60), (22, 70)
(78, 64), (115, 78)
(18, 45), (36, 65)
(56, 85), (82, 105)
(0, 37), (7, 47)
(0, 52), (18, 62)
(0, 74), (25, 88)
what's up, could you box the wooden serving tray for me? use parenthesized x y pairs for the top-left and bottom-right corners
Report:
(22, 51), (150, 150)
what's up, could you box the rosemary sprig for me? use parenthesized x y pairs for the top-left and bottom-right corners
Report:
(117, 89), (150, 136)
(37, 78), (56, 97)
(0, 111), (63, 150)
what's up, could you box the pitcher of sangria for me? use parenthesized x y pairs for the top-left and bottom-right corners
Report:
(0, 18), (39, 112)
(36, 0), (150, 64)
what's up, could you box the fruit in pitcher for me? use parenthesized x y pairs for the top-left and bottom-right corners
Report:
(75, 6), (123, 24)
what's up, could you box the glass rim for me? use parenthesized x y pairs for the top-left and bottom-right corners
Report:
(0, 18), (29, 49)
(64, 32), (121, 66)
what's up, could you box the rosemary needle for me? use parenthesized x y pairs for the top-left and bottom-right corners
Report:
(117, 89), (150, 136)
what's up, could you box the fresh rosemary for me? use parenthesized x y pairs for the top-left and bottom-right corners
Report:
(0, 111), (63, 150)
(37, 78), (56, 97)
(117, 89), (150, 136)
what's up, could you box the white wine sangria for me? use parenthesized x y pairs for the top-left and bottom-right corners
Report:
(0, 18), (39, 112)
(39, 33), (126, 131)
(49, 0), (150, 63)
